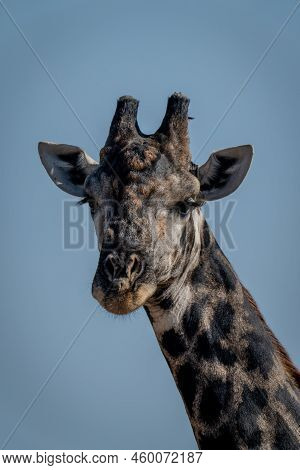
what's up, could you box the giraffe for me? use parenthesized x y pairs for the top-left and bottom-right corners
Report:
(39, 93), (300, 449)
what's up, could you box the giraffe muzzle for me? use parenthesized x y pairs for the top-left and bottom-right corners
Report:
(92, 250), (156, 314)
(103, 252), (144, 291)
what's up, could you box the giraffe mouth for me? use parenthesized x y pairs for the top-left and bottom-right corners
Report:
(92, 282), (157, 315)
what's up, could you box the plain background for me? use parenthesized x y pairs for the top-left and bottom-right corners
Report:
(0, 0), (299, 450)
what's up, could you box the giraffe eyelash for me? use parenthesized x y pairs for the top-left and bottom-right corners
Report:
(78, 197), (99, 218)
(184, 198), (204, 209)
(77, 197), (91, 206)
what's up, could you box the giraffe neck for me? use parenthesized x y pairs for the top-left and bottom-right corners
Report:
(145, 220), (300, 449)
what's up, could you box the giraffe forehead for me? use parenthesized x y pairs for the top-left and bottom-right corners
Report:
(101, 140), (160, 172)
(122, 143), (158, 171)
(108, 170), (199, 203)
(86, 149), (200, 206)
(123, 173), (200, 209)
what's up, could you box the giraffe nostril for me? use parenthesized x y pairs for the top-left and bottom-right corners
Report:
(103, 252), (144, 284)
(104, 254), (116, 281)
(127, 254), (143, 280)
(131, 256), (139, 274)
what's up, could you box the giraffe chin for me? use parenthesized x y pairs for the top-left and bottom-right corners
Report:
(92, 283), (157, 315)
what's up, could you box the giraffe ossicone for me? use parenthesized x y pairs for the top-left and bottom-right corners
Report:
(39, 93), (300, 449)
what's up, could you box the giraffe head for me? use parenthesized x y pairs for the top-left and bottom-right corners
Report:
(39, 93), (252, 314)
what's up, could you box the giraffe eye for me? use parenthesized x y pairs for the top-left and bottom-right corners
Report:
(176, 201), (191, 217)
(175, 198), (198, 217)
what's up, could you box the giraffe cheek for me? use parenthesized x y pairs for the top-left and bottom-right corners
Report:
(92, 285), (106, 307)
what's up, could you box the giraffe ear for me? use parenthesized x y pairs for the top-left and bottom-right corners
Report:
(191, 145), (253, 201)
(38, 142), (99, 197)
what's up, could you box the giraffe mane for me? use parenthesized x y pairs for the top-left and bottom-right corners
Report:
(242, 286), (300, 389)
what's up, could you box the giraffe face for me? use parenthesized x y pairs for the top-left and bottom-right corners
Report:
(39, 93), (253, 315)
(85, 142), (201, 314)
